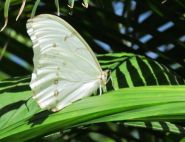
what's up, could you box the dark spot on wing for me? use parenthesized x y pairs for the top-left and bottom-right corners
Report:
(54, 90), (59, 97)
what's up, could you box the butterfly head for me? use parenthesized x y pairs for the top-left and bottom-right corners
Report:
(100, 70), (109, 86)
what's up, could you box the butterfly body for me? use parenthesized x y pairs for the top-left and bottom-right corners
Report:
(27, 14), (107, 112)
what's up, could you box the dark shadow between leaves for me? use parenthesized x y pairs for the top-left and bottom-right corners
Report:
(145, 121), (185, 135)
(100, 55), (133, 91)
(0, 75), (31, 93)
(0, 100), (29, 117)
(175, 124), (185, 134)
(144, 122), (153, 128)
(0, 85), (30, 94)
(28, 110), (53, 127)
(158, 121), (170, 132)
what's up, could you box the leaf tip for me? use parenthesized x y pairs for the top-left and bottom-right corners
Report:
(67, 4), (74, 9)
(82, 2), (88, 8)
(16, 0), (26, 21)
(1, 17), (8, 32)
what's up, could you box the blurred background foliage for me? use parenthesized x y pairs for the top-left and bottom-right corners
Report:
(0, 0), (185, 141)
(0, 0), (185, 80)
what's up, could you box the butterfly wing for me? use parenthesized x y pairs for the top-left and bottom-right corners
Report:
(27, 14), (103, 111)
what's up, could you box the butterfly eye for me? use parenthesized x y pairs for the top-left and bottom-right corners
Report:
(100, 71), (108, 86)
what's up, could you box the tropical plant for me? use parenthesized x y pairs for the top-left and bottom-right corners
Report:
(0, 0), (185, 141)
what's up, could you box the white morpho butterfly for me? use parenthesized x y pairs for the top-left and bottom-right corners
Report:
(27, 14), (108, 112)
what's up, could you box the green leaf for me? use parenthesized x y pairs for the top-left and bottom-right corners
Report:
(31, 0), (40, 18)
(1, 86), (185, 141)
(1, 0), (10, 31)
(68, 0), (75, 8)
(82, 0), (90, 8)
(0, 52), (185, 141)
(54, 0), (60, 16)
(98, 53), (184, 90)
(124, 122), (185, 134)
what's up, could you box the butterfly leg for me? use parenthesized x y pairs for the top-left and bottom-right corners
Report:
(108, 74), (114, 90)
(99, 84), (102, 95)
(106, 70), (112, 83)
(103, 85), (107, 93)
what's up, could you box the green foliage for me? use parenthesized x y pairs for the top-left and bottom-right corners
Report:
(0, 0), (185, 141)
(1, 86), (185, 141)
(0, 53), (185, 141)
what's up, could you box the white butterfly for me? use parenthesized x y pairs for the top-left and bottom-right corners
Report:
(27, 14), (108, 112)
